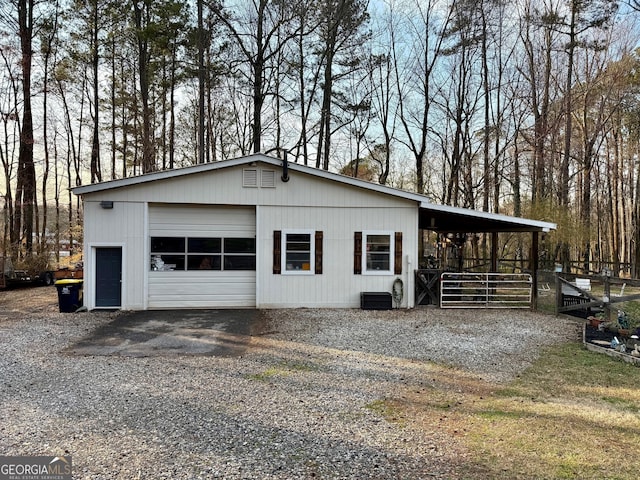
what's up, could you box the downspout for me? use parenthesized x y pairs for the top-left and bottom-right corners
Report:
(281, 152), (289, 183)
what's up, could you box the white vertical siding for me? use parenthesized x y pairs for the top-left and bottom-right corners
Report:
(83, 201), (146, 310)
(257, 205), (417, 308)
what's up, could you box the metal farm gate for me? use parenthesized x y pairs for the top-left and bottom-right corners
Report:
(440, 272), (533, 309)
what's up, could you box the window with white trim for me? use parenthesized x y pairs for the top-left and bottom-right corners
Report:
(282, 231), (315, 274)
(363, 231), (394, 274)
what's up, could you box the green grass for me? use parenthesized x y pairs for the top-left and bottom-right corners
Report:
(462, 343), (640, 479)
(396, 342), (640, 479)
(246, 360), (318, 381)
(364, 398), (406, 425)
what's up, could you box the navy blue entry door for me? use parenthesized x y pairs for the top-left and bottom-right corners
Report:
(95, 247), (122, 307)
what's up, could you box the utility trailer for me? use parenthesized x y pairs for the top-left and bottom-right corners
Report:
(1, 257), (55, 288)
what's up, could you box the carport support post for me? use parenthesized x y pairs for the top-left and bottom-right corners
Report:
(491, 232), (498, 272)
(531, 231), (539, 310)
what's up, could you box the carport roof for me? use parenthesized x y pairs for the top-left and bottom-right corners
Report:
(73, 153), (556, 234)
(417, 203), (554, 233)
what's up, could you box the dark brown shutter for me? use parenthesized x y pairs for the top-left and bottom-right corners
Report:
(315, 231), (323, 274)
(394, 232), (402, 275)
(354, 232), (362, 274)
(273, 230), (281, 274)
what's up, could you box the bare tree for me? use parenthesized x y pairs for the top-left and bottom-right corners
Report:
(289, 0), (322, 164)
(518, 0), (560, 203)
(39, 1), (62, 252)
(393, 0), (452, 194)
(14, 0), (36, 255)
(211, 0), (302, 154)
(0, 31), (21, 249)
(133, 0), (155, 173)
(369, 52), (396, 185)
(441, 0), (484, 208)
(314, 0), (370, 170)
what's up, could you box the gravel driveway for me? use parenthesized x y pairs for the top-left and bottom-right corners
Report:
(0, 289), (580, 479)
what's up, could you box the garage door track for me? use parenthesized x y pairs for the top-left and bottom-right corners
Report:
(66, 309), (265, 357)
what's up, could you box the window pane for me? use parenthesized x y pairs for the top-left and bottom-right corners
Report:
(285, 253), (311, 271)
(151, 254), (185, 271)
(187, 255), (221, 270)
(188, 238), (221, 253)
(365, 234), (391, 271)
(151, 237), (185, 253)
(286, 234), (310, 252)
(224, 238), (256, 253)
(284, 233), (312, 272)
(366, 253), (390, 271)
(286, 252), (310, 262)
(287, 233), (310, 243)
(287, 242), (311, 251)
(367, 235), (390, 252)
(224, 255), (256, 270)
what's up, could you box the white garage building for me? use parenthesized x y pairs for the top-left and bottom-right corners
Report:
(73, 153), (555, 310)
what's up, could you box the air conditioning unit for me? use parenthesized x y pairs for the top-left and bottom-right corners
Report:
(360, 292), (392, 310)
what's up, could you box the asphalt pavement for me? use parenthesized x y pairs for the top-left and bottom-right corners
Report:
(66, 309), (265, 357)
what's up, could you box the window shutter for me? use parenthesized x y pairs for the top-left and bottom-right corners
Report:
(354, 232), (362, 274)
(315, 231), (323, 274)
(394, 232), (403, 275)
(273, 230), (281, 274)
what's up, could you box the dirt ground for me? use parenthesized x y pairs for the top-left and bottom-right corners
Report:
(0, 284), (60, 315)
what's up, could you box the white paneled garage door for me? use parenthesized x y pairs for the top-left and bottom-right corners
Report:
(148, 205), (256, 308)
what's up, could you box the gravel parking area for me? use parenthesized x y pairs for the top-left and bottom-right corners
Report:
(0, 289), (581, 479)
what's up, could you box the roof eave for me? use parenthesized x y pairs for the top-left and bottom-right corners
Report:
(72, 153), (272, 195)
(419, 201), (556, 233)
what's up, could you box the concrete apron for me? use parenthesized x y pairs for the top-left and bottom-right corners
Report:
(66, 310), (265, 357)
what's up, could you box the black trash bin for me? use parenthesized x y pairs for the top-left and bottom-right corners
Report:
(55, 279), (83, 312)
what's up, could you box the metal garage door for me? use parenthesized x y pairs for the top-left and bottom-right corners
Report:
(148, 205), (256, 308)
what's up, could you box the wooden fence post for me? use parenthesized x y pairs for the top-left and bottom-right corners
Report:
(553, 272), (562, 317)
(603, 274), (611, 321)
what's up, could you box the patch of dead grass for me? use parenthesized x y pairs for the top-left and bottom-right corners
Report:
(395, 343), (640, 479)
(0, 285), (59, 316)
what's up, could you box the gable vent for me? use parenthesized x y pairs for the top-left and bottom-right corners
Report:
(243, 168), (258, 187)
(261, 169), (276, 188)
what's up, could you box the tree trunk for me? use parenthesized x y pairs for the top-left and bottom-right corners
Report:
(90, 0), (102, 183)
(320, 47), (334, 171)
(41, 7), (59, 254)
(15, 0), (36, 255)
(633, 141), (640, 278)
(560, 6), (577, 207)
(170, 43), (177, 168)
(110, 34), (117, 179)
(197, 0), (206, 163)
(133, 0), (155, 173)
